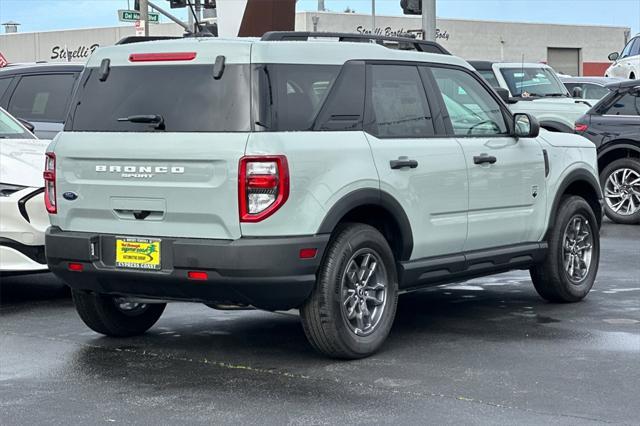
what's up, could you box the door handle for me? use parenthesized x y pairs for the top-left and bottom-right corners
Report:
(390, 157), (419, 169)
(473, 154), (497, 165)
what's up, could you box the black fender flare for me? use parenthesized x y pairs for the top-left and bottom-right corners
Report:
(317, 188), (414, 261)
(539, 120), (574, 133)
(597, 140), (640, 160)
(546, 169), (603, 236)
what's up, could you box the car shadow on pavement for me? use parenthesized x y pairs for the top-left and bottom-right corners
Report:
(0, 273), (69, 305)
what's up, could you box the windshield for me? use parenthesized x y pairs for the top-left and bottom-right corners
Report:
(67, 64), (251, 132)
(0, 108), (35, 140)
(500, 67), (569, 97)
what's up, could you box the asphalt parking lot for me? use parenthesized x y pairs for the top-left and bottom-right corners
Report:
(1, 221), (638, 425)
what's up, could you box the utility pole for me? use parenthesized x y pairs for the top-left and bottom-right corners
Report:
(318, 0), (325, 11)
(371, 0), (376, 31)
(139, 0), (149, 36)
(422, 0), (436, 42)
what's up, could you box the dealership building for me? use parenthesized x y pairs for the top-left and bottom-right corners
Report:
(0, 11), (631, 76)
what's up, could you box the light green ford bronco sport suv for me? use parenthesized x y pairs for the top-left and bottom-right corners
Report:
(45, 32), (603, 359)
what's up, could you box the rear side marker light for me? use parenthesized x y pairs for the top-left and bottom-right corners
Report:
(575, 123), (588, 133)
(129, 52), (197, 62)
(299, 248), (318, 259)
(43, 152), (56, 214)
(239, 156), (289, 223)
(188, 271), (208, 281)
(68, 263), (83, 272)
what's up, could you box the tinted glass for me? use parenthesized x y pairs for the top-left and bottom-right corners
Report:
(0, 77), (12, 99)
(631, 38), (640, 57)
(500, 67), (567, 97)
(366, 64), (434, 138)
(621, 38), (636, 58)
(256, 64), (340, 131)
(477, 70), (500, 89)
(0, 108), (34, 139)
(604, 93), (640, 116)
(431, 66), (508, 136)
(68, 65), (250, 132)
(581, 84), (610, 100)
(9, 74), (76, 122)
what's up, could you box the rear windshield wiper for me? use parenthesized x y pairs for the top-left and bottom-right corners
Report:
(117, 114), (165, 130)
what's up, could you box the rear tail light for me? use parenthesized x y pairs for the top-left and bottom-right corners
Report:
(239, 156), (289, 222)
(67, 262), (83, 272)
(575, 123), (588, 133)
(188, 271), (208, 281)
(43, 152), (56, 214)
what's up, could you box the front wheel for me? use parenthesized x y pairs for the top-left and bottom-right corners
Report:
(300, 223), (398, 359)
(530, 196), (600, 302)
(72, 290), (166, 337)
(600, 158), (640, 224)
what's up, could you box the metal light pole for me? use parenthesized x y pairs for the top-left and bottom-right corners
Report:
(422, 0), (436, 42)
(139, 0), (149, 36)
(318, 0), (325, 11)
(372, 0), (376, 32)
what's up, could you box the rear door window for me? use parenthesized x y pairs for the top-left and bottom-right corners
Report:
(365, 64), (435, 138)
(8, 73), (77, 122)
(604, 93), (640, 116)
(68, 64), (251, 132)
(0, 77), (13, 100)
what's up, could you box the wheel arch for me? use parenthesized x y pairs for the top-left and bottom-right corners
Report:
(597, 141), (640, 171)
(317, 188), (413, 261)
(546, 169), (603, 238)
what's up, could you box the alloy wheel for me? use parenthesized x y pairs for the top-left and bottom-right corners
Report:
(562, 214), (594, 284)
(604, 168), (640, 216)
(340, 249), (388, 336)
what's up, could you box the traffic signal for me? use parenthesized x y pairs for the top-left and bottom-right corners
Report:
(134, 0), (140, 11)
(168, 0), (188, 8)
(400, 0), (421, 15)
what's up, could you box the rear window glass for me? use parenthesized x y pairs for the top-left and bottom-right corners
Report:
(255, 64), (340, 131)
(9, 73), (77, 122)
(67, 64), (251, 132)
(603, 93), (640, 116)
(0, 108), (34, 139)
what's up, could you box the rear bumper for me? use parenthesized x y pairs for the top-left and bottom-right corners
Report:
(45, 227), (329, 310)
(0, 241), (47, 272)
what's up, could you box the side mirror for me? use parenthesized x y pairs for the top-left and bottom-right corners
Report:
(17, 118), (35, 133)
(494, 87), (511, 103)
(514, 113), (540, 138)
(571, 86), (584, 99)
(608, 52), (619, 62)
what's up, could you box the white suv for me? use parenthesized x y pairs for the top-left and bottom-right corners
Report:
(606, 35), (640, 80)
(45, 32), (603, 359)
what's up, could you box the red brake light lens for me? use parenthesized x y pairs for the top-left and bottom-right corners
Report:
(68, 262), (83, 272)
(188, 271), (208, 281)
(575, 123), (588, 133)
(129, 52), (197, 62)
(239, 156), (289, 222)
(43, 152), (56, 214)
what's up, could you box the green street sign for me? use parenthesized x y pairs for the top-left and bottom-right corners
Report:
(118, 10), (160, 24)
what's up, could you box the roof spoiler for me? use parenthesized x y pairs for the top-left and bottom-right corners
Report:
(606, 79), (640, 91)
(116, 36), (182, 45)
(261, 31), (451, 55)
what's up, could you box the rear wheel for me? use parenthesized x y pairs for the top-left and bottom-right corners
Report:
(300, 223), (398, 359)
(600, 158), (640, 224)
(72, 290), (166, 337)
(530, 196), (600, 302)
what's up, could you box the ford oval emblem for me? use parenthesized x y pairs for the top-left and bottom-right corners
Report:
(62, 192), (78, 201)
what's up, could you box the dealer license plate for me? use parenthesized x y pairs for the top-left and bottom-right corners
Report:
(115, 237), (161, 270)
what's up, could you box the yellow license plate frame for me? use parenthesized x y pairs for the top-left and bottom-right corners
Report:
(115, 237), (161, 270)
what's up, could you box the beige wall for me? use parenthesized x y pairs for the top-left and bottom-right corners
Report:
(0, 12), (629, 67)
(297, 12), (629, 64)
(0, 23), (184, 64)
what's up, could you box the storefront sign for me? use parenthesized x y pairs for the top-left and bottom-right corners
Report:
(355, 25), (451, 41)
(50, 44), (100, 61)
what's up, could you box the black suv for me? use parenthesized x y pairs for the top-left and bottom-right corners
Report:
(575, 80), (640, 224)
(0, 63), (84, 139)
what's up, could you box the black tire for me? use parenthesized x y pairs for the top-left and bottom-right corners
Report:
(600, 158), (640, 224)
(72, 290), (166, 337)
(530, 196), (600, 302)
(300, 223), (398, 359)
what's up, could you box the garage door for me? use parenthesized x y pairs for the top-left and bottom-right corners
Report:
(547, 48), (581, 76)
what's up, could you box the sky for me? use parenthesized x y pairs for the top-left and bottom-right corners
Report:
(0, 0), (638, 35)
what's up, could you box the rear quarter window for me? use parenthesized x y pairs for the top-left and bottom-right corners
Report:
(8, 73), (77, 123)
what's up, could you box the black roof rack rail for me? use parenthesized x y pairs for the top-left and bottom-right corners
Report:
(261, 31), (451, 55)
(116, 36), (182, 45)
